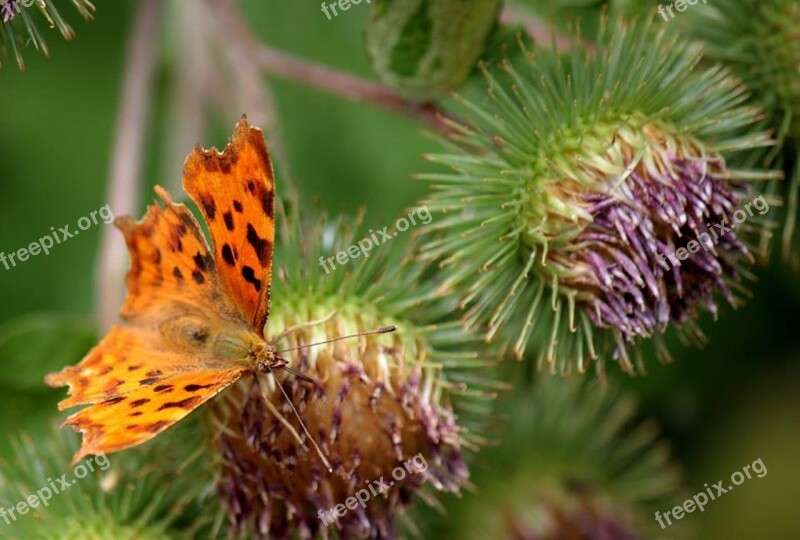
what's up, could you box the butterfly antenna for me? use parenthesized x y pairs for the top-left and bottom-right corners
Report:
(272, 374), (333, 473)
(276, 325), (397, 354)
(266, 325), (396, 473)
(272, 310), (338, 344)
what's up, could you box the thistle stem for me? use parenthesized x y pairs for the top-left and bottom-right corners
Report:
(211, 0), (309, 215)
(94, 0), (160, 331)
(213, 0), (289, 171)
(211, 0), (459, 136)
(253, 46), (460, 136)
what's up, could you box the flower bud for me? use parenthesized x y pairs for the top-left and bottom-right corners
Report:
(365, 0), (503, 101)
(418, 18), (778, 373)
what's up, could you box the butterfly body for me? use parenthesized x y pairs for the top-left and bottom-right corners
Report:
(157, 314), (279, 371)
(46, 117), (281, 464)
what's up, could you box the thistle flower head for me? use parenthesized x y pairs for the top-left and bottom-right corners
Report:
(209, 209), (495, 538)
(1, 0), (19, 22)
(419, 17), (777, 373)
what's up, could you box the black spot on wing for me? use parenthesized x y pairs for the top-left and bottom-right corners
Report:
(154, 384), (173, 393)
(221, 244), (236, 266)
(193, 252), (208, 272)
(168, 234), (183, 253)
(217, 151), (237, 174)
(199, 153), (219, 172)
(169, 216), (192, 253)
(261, 191), (274, 219)
(130, 398), (150, 408)
(241, 265), (262, 292)
(233, 200), (243, 213)
(200, 196), (217, 221)
(185, 383), (216, 392)
(157, 396), (203, 411)
(223, 211), (234, 231)
(173, 266), (184, 282)
(246, 224), (270, 266)
(190, 251), (214, 285)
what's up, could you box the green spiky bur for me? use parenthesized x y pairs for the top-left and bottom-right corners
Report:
(0, 0), (95, 70)
(365, 0), (503, 101)
(417, 16), (779, 374)
(267, 209), (501, 437)
(207, 206), (500, 537)
(687, 1), (800, 140)
(421, 375), (688, 539)
(686, 0), (800, 264)
(271, 208), (499, 381)
(0, 427), (212, 540)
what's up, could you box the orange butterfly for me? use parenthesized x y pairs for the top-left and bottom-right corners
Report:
(46, 117), (296, 465)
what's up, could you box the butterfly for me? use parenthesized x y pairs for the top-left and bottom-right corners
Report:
(46, 117), (298, 465)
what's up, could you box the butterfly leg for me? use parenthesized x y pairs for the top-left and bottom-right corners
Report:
(255, 370), (332, 472)
(270, 354), (316, 384)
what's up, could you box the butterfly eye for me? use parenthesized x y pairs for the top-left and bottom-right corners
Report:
(159, 316), (212, 351)
(188, 327), (209, 344)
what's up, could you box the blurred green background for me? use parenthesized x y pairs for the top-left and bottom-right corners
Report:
(0, 1), (798, 537)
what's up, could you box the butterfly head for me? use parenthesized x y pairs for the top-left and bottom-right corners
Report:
(252, 342), (283, 373)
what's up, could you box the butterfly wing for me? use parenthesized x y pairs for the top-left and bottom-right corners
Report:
(183, 116), (275, 337)
(116, 186), (246, 327)
(45, 326), (246, 464)
(46, 187), (250, 463)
